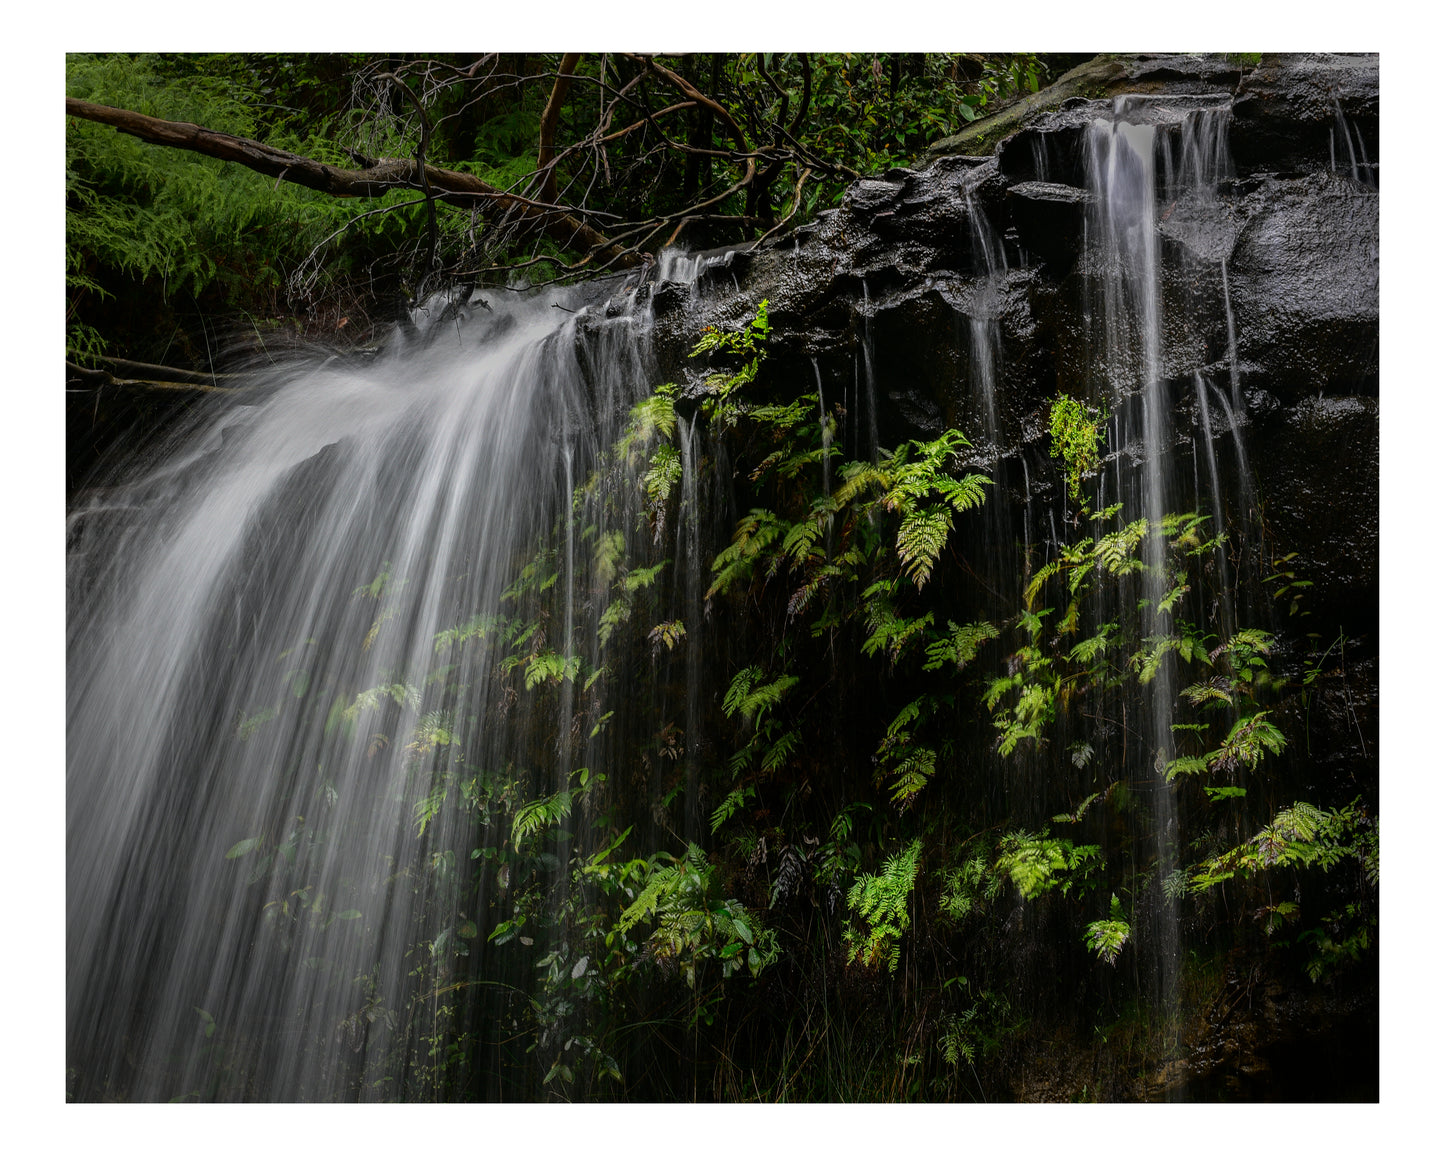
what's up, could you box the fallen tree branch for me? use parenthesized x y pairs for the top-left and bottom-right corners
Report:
(66, 359), (240, 392)
(66, 96), (642, 268)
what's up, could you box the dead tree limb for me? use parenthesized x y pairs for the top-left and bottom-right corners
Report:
(66, 96), (642, 268)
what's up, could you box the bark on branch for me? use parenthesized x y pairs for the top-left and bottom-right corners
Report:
(66, 96), (642, 268)
(537, 53), (581, 204)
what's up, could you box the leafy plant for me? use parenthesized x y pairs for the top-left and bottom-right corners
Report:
(1083, 894), (1131, 964)
(1048, 394), (1107, 509)
(845, 838), (922, 971)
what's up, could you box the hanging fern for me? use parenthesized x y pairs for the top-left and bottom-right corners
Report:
(511, 789), (573, 844)
(923, 620), (999, 671)
(721, 666), (798, 725)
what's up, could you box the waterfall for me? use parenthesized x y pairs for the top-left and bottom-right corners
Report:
(66, 283), (666, 1101)
(1086, 105), (1180, 1042)
(964, 188), (1007, 440)
(675, 413), (704, 844)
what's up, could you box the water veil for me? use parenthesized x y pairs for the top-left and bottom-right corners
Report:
(66, 277), (666, 1101)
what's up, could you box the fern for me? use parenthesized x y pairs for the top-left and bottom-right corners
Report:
(1067, 623), (1117, 666)
(939, 853), (1003, 922)
(512, 789), (572, 844)
(1207, 711), (1286, 773)
(1083, 894), (1130, 964)
(1163, 755), (1209, 781)
(721, 666), (797, 725)
(707, 509), (786, 599)
(845, 838), (922, 971)
(1096, 519), (1148, 574)
(642, 444), (682, 507)
(647, 620), (687, 653)
(995, 831), (1100, 899)
(923, 620), (999, 671)
(896, 505), (954, 590)
(405, 710), (455, 758)
(523, 651), (581, 690)
(343, 680), (421, 721)
(709, 787), (754, 834)
(434, 611), (509, 653)
(886, 745), (937, 809)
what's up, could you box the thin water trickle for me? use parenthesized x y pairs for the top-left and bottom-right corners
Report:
(676, 413), (704, 843)
(1221, 260), (1243, 412)
(858, 280), (879, 463)
(814, 359), (833, 509)
(1332, 99), (1375, 188)
(1193, 372), (1235, 641)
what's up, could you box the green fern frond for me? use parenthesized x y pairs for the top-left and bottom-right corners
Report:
(1068, 623), (1117, 666)
(1083, 894), (1130, 964)
(896, 505), (953, 589)
(923, 620), (1000, 672)
(845, 838), (922, 971)
(343, 680), (421, 721)
(523, 651), (581, 690)
(888, 746), (937, 809)
(512, 789), (572, 844)
(710, 787), (753, 834)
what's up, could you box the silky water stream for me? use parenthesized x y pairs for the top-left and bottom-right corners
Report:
(67, 280), (672, 1101)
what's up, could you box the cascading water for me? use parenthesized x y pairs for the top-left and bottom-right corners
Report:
(963, 187), (1008, 442)
(1331, 98), (1375, 188)
(1085, 101), (1180, 1043)
(66, 282), (671, 1101)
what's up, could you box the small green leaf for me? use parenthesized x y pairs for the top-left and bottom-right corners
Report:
(225, 837), (263, 860)
(334, 909), (362, 921)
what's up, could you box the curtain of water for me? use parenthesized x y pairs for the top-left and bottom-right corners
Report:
(66, 283), (667, 1101)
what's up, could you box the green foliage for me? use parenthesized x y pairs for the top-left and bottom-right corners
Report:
(938, 852), (1003, 922)
(614, 845), (778, 987)
(721, 666), (798, 726)
(1083, 894), (1131, 965)
(1048, 394), (1107, 508)
(845, 839), (922, 971)
(66, 54), (420, 360)
(511, 789), (573, 844)
(1189, 798), (1376, 889)
(994, 831), (1100, 900)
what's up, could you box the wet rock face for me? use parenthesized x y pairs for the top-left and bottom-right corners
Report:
(648, 52), (1378, 631)
(1228, 174), (1379, 397)
(1230, 53), (1379, 177)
